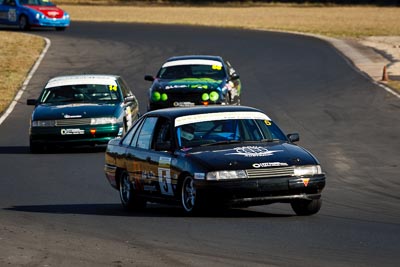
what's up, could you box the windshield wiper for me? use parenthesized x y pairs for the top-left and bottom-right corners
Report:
(200, 140), (241, 147)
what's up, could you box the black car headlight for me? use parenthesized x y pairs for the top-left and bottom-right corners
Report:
(293, 165), (322, 176)
(31, 120), (56, 127)
(206, 170), (247, 180)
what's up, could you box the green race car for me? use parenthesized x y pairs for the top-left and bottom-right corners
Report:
(27, 74), (139, 153)
(145, 55), (241, 111)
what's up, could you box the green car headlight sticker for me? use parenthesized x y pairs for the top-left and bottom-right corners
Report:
(209, 91), (219, 102)
(109, 85), (117, 91)
(202, 93), (209, 101)
(152, 91), (161, 101)
(161, 93), (168, 101)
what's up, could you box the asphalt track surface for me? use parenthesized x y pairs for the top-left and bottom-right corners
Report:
(0, 22), (399, 266)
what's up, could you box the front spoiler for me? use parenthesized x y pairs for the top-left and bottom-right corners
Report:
(229, 193), (322, 207)
(195, 175), (326, 207)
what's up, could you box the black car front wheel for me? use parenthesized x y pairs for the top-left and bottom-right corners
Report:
(181, 175), (198, 214)
(119, 170), (146, 210)
(291, 198), (322, 216)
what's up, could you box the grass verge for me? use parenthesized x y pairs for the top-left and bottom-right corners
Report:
(0, 32), (45, 116)
(387, 80), (400, 93)
(61, 5), (400, 37)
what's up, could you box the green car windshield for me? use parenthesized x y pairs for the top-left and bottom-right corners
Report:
(39, 84), (121, 104)
(176, 119), (287, 148)
(158, 64), (226, 80)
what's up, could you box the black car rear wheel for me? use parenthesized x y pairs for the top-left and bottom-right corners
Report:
(291, 198), (322, 216)
(181, 175), (198, 214)
(119, 170), (146, 210)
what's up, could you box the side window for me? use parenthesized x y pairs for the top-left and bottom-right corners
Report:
(121, 118), (143, 146)
(136, 117), (158, 149)
(152, 118), (172, 150)
(118, 77), (133, 98)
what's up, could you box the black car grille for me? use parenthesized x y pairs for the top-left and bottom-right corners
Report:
(55, 118), (92, 126)
(246, 166), (295, 179)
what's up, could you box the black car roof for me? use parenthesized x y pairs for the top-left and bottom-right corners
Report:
(166, 55), (224, 63)
(145, 106), (265, 120)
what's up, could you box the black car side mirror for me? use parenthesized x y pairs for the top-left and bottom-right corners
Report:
(287, 133), (300, 143)
(144, 75), (155, 82)
(27, 99), (37, 105)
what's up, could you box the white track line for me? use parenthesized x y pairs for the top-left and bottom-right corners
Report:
(0, 36), (51, 125)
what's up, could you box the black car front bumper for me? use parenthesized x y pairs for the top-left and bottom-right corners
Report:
(194, 175), (326, 207)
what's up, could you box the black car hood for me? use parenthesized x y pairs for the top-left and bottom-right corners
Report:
(153, 78), (225, 92)
(32, 103), (120, 120)
(183, 142), (318, 170)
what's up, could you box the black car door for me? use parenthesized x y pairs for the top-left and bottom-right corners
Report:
(124, 116), (158, 196)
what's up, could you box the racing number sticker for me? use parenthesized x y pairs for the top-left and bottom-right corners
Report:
(212, 65), (222, 71)
(158, 157), (173, 195)
(158, 168), (173, 196)
(8, 9), (17, 22)
(109, 85), (117, 91)
(264, 120), (272, 126)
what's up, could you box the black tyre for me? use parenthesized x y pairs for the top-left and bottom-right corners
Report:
(224, 93), (231, 105)
(19, 15), (30, 31)
(119, 170), (146, 210)
(291, 198), (322, 216)
(29, 140), (43, 153)
(236, 97), (241, 106)
(181, 175), (198, 214)
(55, 27), (66, 31)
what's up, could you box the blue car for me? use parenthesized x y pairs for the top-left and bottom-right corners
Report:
(0, 0), (70, 30)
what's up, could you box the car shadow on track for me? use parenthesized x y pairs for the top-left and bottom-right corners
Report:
(4, 203), (294, 218)
(0, 146), (30, 154)
(0, 26), (59, 32)
(0, 145), (106, 154)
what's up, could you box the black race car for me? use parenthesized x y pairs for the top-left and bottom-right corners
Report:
(144, 55), (241, 111)
(104, 106), (326, 215)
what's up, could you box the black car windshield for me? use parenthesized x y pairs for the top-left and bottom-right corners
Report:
(39, 84), (121, 104)
(158, 64), (226, 80)
(176, 117), (287, 148)
(20, 0), (55, 6)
